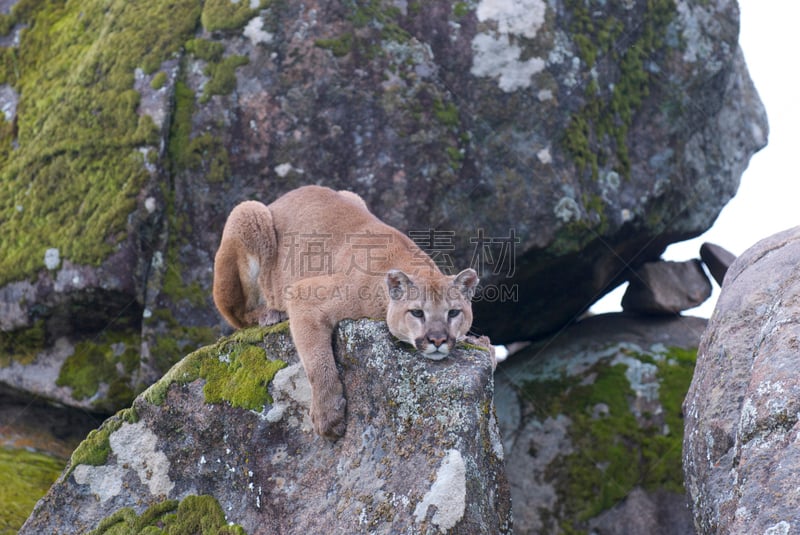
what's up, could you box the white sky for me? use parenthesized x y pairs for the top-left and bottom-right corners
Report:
(592, 0), (798, 317)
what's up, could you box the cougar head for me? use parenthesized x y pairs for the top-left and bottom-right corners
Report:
(385, 268), (479, 359)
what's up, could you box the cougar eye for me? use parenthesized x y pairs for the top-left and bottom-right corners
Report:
(448, 309), (461, 318)
(409, 309), (424, 318)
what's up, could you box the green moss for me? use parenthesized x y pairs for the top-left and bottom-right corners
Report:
(166, 80), (196, 173)
(651, 347), (697, 493)
(445, 145), (464, 166)
(201, 54), (249, 103)
(184, 37), (250, 104)
(142, 343), (209, 406)
(0, 447), (65, 534)
(201, 344), (287, 409)
(147, 308), (217, 375)
(68, 407), (138, 473)
(55, 329), (141, 408)
(150, 71), (168, 90)
(186, 38), (225, 63)
(0, 0), (203, 287)
(201, 0), (267, 33)
(315, 33), (355, 57)
(522, 345), (697, 532)
(0, 319), (47, 367)
(185, 132), (231, 181)
(453, 2), (471, 18)
(456, 340), (489, 353)
(561, 0), (676, 180)
(0, 14), (14, 37)
(433, 98), (460, 129)
(171, 117), (230, 188)
(143, 325), (288, 410)
(87, 494), (247, 534)
(316, 0), (411, 60)
(228, 322), (290, 342)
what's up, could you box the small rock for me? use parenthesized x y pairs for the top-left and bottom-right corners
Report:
(621, 259), (711, 314)
(699, 242), (736, 286)
(588, 488), (695, 535)
(43, 248), (60, 270)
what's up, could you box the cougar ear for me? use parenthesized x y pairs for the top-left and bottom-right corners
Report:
(386, 269), (414, 300)
(452, 268), (479, 299)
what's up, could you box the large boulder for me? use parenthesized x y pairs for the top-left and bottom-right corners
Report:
(683, 227), (800, 534)
(496, 312), (706, 534)
(20, 319), (510, 534)
(0, 0), (766, 410)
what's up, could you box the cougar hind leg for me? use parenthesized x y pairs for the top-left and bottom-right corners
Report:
(213, 200), (281, 328)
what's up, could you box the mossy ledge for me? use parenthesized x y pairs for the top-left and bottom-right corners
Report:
(68, 407), (139, 474)
(86, 494), (247, 535)
(67, 324), (288, 478)
(142, 323), (290, 408)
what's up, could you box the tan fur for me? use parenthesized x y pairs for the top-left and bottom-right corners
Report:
(213, 185), (479, 439)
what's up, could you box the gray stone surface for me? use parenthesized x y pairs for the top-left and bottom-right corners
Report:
(684, 226), (800, 534)
(21, 319), (510, 535)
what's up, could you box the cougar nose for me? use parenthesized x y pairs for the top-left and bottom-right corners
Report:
(428, 334), (447, 347)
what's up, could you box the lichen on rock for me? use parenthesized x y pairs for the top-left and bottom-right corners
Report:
(496, 313), (705, 533)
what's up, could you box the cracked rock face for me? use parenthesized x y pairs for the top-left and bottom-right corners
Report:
(20, 320), (510, 535)
(683, 226), (800, 534)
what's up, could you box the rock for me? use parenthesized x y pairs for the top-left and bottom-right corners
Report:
(0, 0), (767, 412)
(622, 260), (712, 314)
(587, 488), (695, 535)
(683, 226), (800, 534)
(699, 242), (737, 286)
(20, 319), (510, 534)
(495, 312), (705, 534)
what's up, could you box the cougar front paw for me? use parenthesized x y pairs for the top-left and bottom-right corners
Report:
(311, 395), (347, 440)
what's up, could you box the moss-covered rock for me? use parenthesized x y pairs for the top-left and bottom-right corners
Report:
(0, 0), (202, 285)
(21, 319), (508, 534)
(142, 323), (288, 407)
(495, 313), (705, 534)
